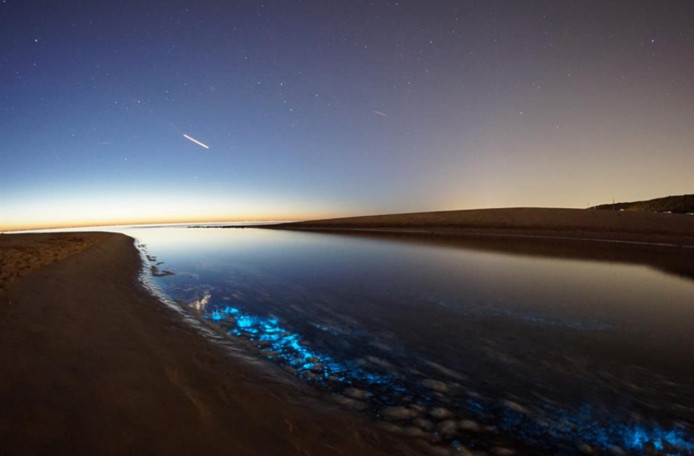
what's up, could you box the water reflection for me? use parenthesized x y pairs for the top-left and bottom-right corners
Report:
(295, 229), (694, 283)
(128, 227), (694, 455)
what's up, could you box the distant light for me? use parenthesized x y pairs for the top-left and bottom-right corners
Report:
(374, 110), (387, 117)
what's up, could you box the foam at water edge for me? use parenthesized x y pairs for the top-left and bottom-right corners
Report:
(132, 239), (230, 344)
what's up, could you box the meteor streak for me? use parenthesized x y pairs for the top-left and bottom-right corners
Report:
(183, 134), (210, 149)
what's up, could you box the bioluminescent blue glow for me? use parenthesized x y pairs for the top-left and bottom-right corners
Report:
(200, 303), (694, 455)
(135, 227), (694, 455)
(206, 305), (389, 387)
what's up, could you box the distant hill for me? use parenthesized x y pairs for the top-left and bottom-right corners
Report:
(270, 207), (694, 245)
(591, 194), (694, 214)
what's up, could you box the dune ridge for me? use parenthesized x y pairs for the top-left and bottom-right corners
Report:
(272, 208), (694, 246)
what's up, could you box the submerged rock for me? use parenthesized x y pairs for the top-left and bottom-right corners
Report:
(409, 403), (427, 414)
(458, 446), (486, 456)
(491, 447), (516, 455)
(331, 394), (367, 410)
(502, 400), (529, 415)
(610, 446), (627, 456)
(402, 426), (427, 438)
(578, 443), (594, 454)
(382, 406), (418, 421)
(151, 265), (175, 277)
(459, 419), (481, 432)
(332, 394), (356, 407)
(426, 444), (453, 456)
(413, 417), (435, 431)
(422, 378), (450, 393)
(365, 356), (398, 372)
(344, 387), (372, 400)
(308, 363), (324, 373)
(429, 407), (454, 420)
(379, 422), (405, 435)
(438, 419), (458, 436)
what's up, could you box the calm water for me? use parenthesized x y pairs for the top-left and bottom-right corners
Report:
(125, 227), (694, 455)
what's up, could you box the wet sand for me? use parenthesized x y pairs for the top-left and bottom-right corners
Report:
(0, 233), (420, 456)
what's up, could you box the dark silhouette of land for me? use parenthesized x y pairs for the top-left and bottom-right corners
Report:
(271, 207), (694, 246)
(591, 194), (694, 214)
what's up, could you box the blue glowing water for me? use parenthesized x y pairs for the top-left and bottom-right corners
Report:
(127, 227), (694, 455)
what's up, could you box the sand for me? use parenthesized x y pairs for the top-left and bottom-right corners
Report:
(273, 207), (694, 246)
(0, 233), (98, 289)
(0, 233), (420, 456)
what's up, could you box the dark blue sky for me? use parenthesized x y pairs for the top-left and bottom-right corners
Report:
(2, 0), (693, 229)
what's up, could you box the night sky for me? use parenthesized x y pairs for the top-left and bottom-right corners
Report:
(2, 1), (693, 230)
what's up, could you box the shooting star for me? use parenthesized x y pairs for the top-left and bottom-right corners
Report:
(183, 134), (210, 149)
(374, 110), (387, 117)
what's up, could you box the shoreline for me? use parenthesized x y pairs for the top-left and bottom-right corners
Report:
(268, 225), (694, 248)
(263, 226), (694, 284)
(266, 207), (694, 247)
(0, 232), (420, 455)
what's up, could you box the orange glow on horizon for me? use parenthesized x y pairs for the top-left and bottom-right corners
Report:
(1, 193), (356, 233)
(0, 210), (351, 233)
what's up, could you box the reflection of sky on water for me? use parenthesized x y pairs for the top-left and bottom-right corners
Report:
(130, 228), (694, 455)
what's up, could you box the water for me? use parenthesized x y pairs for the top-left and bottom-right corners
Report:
(125, 227), (694, 455)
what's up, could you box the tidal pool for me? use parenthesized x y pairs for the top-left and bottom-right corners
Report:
(125, 227), (694, 455)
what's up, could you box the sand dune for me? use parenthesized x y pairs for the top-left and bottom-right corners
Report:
(274, 207), (694, 246)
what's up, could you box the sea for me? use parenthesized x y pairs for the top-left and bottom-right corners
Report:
(118, 226), (694, 455)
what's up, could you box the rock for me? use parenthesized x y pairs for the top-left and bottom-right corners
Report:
(332, 395), (357, 407)
(438, 419), (458, 436)
(502, 400), (529, 415)
(413, 417), (435, 431)
(382, 406), (418, 420)
(426, 445), (451, 456)
(402, 426), (426, 438)
(353, 401), (369, 411)
(308, 363), (324, 373)
(366, 356), (396, 370)
(457, 447), (481, 456)
(422, 379), (449, 393)
(429, 407), (454, 420)
(578, 443), (593, 454)
(409, 404), (427, 414)
(491, 447), (515, 455)
(459, 419), (481, 432)
(642, 442), (658, 455)
(344, 387), (372, 400)
(379, 422), (405, 435)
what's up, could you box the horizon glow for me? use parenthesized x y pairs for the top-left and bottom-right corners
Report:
(2, 1), (693, 231)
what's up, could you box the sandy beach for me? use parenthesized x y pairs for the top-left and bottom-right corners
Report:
(0, 232), (419, 456)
